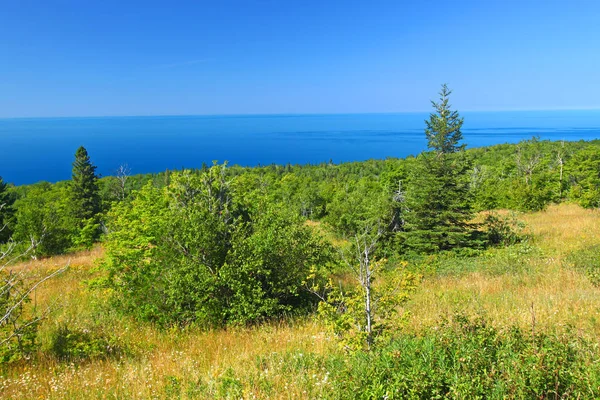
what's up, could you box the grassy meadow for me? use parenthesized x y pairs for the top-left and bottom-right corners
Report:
(2, 203), (600, 399)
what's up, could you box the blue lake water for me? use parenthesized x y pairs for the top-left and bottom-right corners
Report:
(1, 110), (600, 185)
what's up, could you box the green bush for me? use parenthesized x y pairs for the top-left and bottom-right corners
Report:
(71, 217), (100, 250)
(102, 166), (336, 327)
(409, 243), (538, 278)
(48, 324), (126, 361)
(508, 177), (555, 212)
(229, 315), (600, 398)
(12, 182), (76, 257)
(483, 211), (526, 246)
(566, 146), (600, 209)
(326, 315), (600, 399)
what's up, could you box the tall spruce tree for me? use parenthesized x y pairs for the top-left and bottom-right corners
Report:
(71, 146), (100, 224)
(404, 84), (474, 253)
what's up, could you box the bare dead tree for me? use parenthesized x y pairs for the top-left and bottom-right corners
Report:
(515, 142), (542, 185)
(554, 141), (566, 199)
(115, 164), (131, 201)
(341, 224), (383, 349)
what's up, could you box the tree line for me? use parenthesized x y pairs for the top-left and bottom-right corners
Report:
(3, 139), (597, 258)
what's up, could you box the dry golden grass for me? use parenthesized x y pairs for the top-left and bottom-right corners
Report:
(2, 320), (332, 399)
(524, 203), (600, 255)
(5, 246), (104, 311)
(8, 245), (103, 274)
(2, 246), (334, 399)
(405, 203), (600, 335)
(2, 203), (600, 398)
(305, 219), (349, 248)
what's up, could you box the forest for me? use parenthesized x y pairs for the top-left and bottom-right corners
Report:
(2, 87), (600, 398)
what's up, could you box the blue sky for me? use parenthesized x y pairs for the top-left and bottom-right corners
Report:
(1, 0), (599, 117)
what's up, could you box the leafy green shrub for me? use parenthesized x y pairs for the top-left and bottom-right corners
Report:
(409, 243), (538, 278)
(12, 182), (76, 257)
(48, 324), (126, 361)
(508, 177), (555, 212)
(317, 261), (418, 351)
(217, 368), (244, 399)
(71, 217), (100, 250)
(483, 211), (526, 246)
(566, 145), (600, 209)
(225, 315), (600, 398)
(327, 315), (600, 399)
(0, 176), (16, 243)
(323, 178), (390, 238)
(102, 165), (337, 327)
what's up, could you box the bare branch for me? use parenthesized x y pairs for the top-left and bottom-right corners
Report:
(115, 164), (131, 200)
(0, 262), (69, 326)
(1, 234), (68, 353)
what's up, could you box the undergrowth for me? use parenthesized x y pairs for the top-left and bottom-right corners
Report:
(204, 315), (600, 399)
(565, 244), (600, 286)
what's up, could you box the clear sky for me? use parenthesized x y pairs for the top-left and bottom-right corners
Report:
(1, 0), (599, 117)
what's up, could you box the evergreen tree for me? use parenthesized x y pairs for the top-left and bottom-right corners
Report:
(424, 84), (466, 155)
(403, 84), (474, 253)
(71, 146), (100, 224)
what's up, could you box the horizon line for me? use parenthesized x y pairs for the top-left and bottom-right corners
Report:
(1, 107), (600, 121)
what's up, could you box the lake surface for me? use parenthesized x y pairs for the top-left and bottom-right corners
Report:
(1, 110), (600, 185)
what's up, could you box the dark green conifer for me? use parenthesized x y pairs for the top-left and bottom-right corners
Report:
(71, 146), (100, 224)
(404, 84), (474, 253)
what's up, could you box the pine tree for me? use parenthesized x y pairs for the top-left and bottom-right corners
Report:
(404, 84), (474, 253)
(425, 84), (466, 155)
(71, 146), (100, 224)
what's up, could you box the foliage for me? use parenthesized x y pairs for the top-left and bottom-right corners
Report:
(483, 211), (526, 246)
(3, 202), (600, 397)
(70, 146), (101, 243)
(567, 145), (600, 208)
(12, 182), (76, 257)
(323, 178), (391, 238)
(276, 174), (326, 219)
(507, 176), (555, 212)
(326, 315), (599, 399)
(102, 165), (336, 327)
(6, 138), (600, 260)
(424, 84), (465, 155)
(403, 85), (476, 253)
(71, 218), (101, 250)
(48, 323), (126, 361)
(222, 206), (335, 324)
(317, 261), (418, 351)
(408, 242), (538, 278)
(0, 176), (16, 243)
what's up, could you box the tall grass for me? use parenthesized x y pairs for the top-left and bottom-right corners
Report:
(405, 204), (600, 335)
(2, 203), (600, 398)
